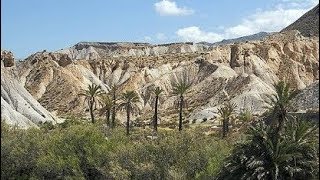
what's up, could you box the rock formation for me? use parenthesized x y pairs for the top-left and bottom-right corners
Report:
(2, 5), (318, 126)
(13, 30), (318, 124)
(1, 51), (57, 128)
(56, 42), (209, 60)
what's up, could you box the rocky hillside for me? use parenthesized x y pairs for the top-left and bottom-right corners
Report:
(281, 4), (319, 37)
(56, 42), (209, 60)
(1, 50), (57, 128)
(13, 30), (318, 124)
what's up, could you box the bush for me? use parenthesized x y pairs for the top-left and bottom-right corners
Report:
(1, 124), (43, 179)
(0, 120), (242, 179)
(35, 124), (109, 179)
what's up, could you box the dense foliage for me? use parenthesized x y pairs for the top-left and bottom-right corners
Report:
(1, 120), (235, 179)
(216, 118), (319, 180)
(2, 81), (319, 179)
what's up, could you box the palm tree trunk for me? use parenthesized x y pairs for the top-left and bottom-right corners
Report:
(226, 117), (229, 133)
(154, 95), (159, 132)
(106, 109), (110, 127)
(222, 118), (227, 138)
(126, 104), (130, 136)
(274, 111), (286, 142)
(111, 91), (116, 128)
(90, 100), (95, 124)
(179, 95), (183, 131)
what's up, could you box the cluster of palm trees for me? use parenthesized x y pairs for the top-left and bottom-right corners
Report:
(217, 81), (319, 179)
(79, 83), (140, 136)
(79, 72), (194, 136)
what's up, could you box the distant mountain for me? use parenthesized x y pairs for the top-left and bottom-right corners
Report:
(281, 4), (319, 37)
(56, 41), (208, 60)
(197, 32), (272, 46)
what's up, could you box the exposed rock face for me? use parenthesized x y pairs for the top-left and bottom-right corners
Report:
(281, 4), (319, 37)
(1, 50), (15, 67)
(292, 80), (319, 111)
(1, 51), (57, 128)
(15, 30), (319, 123)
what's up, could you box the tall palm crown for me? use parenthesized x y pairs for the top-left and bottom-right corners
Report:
(171, 72), (193, 97)
(154, 86), (164, 97)
(265, 81), (299, 116)
(79, 84), (103, 123)
(118, 90), (140, 135)
(118, 91), (140, 112)
(217, 102), (237, 120)
(265, 81), (299, 136)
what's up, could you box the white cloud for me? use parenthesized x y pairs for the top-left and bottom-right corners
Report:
(224, 7), (307, 38)
(156, 33), (167, 40)
(176, 26), (223, 42)
(144, 36), (152, 41)
(278, 0), (318, 8)
(176, 1), (316, 42)
(154, 0), (194, 16)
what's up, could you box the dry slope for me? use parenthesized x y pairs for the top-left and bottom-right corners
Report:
(16, 30), (319, 123)
(1, 50), (57, 128)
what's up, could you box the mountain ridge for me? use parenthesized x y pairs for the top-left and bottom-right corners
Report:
(281, 4), (319, 37)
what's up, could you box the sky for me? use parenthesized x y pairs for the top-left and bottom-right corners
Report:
(1, 0), (318, 59)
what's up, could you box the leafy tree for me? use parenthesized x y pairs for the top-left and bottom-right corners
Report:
(79, 84), (103, 123)
(217, 101), (237, 138)
(99, 93), (113, 127)
(171, 70), (193, 131)
(153, 86), (164, 132)
(118, 90), (140, 136)
(216, 118), (319, 180)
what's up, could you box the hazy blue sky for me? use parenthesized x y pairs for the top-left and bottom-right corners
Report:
(1, 0), (318, 59)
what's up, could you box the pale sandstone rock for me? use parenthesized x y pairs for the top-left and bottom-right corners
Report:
(1, 53), (57, 128)
(5, 30), (318, 124)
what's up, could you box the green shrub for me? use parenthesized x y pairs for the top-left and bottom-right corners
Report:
(0, 120), (239, 179)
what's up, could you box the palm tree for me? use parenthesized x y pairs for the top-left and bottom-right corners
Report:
(216, 119), (319, 180)
(217, 101), (237, 138)
(171, 71), (193, 131)
(99, 94), (113, 127)
(109, 84), (118, 128)
(265, 81), (299, 138)
(79, 84), (103, 123)
(153, 87), (164, 132)
(118, 90), (140, 136)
